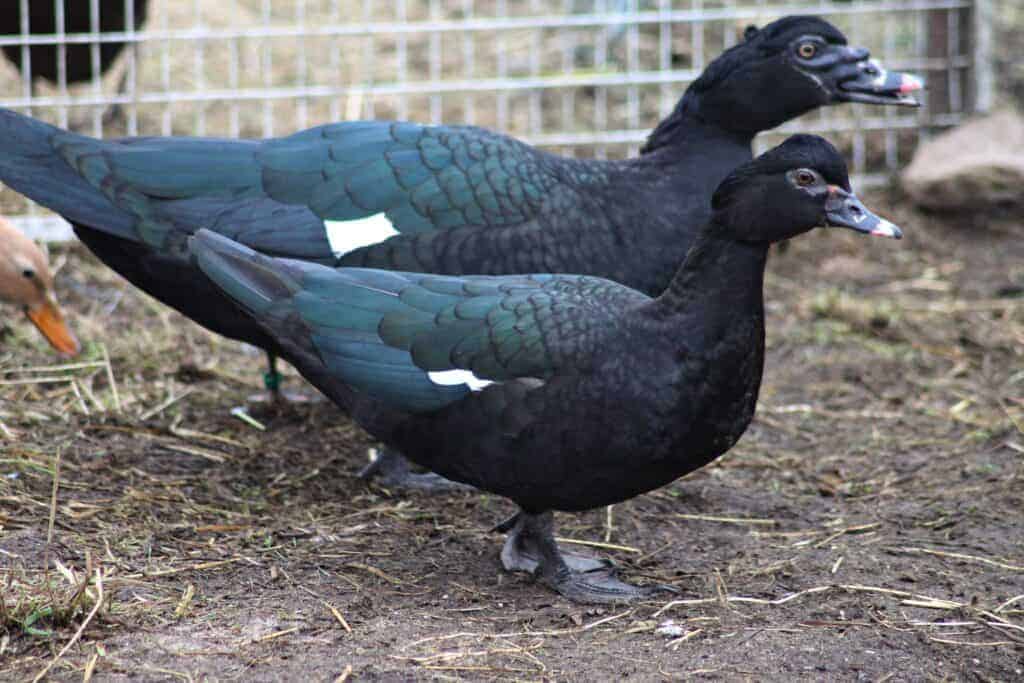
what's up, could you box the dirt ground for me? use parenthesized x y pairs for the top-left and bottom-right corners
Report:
(1, 195), (1022, 681)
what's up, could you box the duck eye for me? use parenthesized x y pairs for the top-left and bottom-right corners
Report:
(795, 170), (816, 186)
(22, 268), (34, 279)
(797, 42), (817, 59)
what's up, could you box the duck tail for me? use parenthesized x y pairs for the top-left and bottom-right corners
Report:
(190, 228), (385, 424)
(188, 229), (301, 318)
(0, 108), (136, 239)
(0, 107), (66, 161)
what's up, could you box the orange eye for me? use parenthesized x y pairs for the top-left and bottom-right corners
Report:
(798, 42), (817, 59)
(795, 170), (816, 186)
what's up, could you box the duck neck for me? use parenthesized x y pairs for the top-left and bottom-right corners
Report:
(641, 92), (755, 156)
(653, 225), (769, 319)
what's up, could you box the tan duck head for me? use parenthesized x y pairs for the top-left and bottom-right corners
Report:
(0, 217), (79, 356)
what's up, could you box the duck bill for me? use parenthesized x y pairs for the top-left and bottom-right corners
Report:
(825, 186), (903, 239)
(26, 298), (80, 356)
(836, 57), (923, 107)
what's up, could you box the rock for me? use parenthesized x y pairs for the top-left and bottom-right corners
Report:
(901, 109), (1024, 210)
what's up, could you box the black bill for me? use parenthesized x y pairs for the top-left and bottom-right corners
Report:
(824, 186), (903, 239)
(837, 57), (923, 107)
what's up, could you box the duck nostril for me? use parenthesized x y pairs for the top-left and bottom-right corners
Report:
(864, 65), (879, 76)
(850, 205), (863, 215)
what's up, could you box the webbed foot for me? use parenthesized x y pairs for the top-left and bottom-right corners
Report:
(246, 388), (321, 406)
(498, 512), (611, 574)
(500, 510), (677, 604)
(542, 564), (676, 604)
(358, 448), (475, 494)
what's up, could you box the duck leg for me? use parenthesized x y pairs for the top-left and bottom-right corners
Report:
(247, 352), (321, 406)
(358, 447), (475, 494)
(497, 512), (610, 574)
(500, 510), (676, 604)
(262, 352), (285, 402)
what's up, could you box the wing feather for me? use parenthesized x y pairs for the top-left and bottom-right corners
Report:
(191, 230), (648, 415)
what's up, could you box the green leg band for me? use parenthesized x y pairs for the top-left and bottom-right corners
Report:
(263, 370), (282, 392)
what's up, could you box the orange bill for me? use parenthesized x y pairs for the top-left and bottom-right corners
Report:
(26, 298), (80, 356)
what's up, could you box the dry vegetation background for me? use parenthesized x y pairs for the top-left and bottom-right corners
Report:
(1, 1), (1022, 680)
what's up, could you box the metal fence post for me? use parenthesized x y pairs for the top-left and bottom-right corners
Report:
(971, 0), (995, 112)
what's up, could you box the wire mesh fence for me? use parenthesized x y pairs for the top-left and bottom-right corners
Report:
(0, 0), (993, 238)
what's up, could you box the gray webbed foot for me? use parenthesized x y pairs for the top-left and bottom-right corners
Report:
(544, 564), (675, 604)
(499, 512), (611, 574)
(358, 448), (475, 494)
(499, 510), (677, 604)
(246, 388), (321, 406)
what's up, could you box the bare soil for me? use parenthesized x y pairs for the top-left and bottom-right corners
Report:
(1, 195), (1022, 681)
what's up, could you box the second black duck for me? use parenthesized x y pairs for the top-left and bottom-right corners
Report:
(188, 135), (903, 603)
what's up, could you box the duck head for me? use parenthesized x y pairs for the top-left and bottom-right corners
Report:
(644, 16), (922, 150)
(0, 218), (80, 356)
(710, 134), (902, 244)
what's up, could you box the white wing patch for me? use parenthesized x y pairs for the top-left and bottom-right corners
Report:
(324, 213), (399, 258)
(428, 369), (494, 392)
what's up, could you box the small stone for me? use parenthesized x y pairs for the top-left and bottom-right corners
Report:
(655, 620), (685, 638)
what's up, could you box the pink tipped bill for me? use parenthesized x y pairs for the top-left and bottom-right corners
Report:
(869, 218), (902, 239)
(899, 73), (924, 94)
